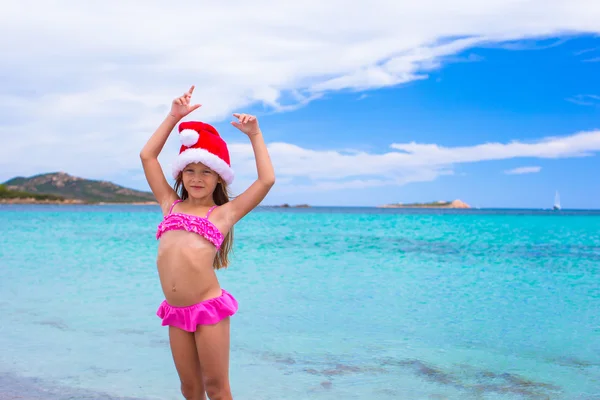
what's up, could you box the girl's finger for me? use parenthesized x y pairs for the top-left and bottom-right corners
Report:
(188, 85), (195, 94)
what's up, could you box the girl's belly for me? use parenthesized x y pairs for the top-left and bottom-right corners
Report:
(156, 232), (221, 306)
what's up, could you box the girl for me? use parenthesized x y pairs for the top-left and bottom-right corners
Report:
(140, 85), (275, 400)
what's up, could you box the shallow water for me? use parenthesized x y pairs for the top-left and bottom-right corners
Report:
(1, 205), (599, 399)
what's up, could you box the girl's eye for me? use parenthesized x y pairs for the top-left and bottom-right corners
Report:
(203, 170), (211, 174)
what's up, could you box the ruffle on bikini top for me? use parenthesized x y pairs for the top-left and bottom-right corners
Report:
(156, 211), (224, 249)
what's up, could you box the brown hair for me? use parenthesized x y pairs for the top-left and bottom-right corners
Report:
(174, 173), (234, 270)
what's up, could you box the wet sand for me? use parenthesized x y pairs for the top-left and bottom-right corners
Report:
(0, 371), (150, 400)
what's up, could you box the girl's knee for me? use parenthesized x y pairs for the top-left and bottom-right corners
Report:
(181, 381), (206, 400)
(204, 377), (232, 400)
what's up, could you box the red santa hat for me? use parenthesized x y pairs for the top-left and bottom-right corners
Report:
(171, 121), (234, 185)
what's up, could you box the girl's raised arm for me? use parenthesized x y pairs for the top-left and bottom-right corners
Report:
(222, 113), (275, 224)
(140, 86), (201, 213)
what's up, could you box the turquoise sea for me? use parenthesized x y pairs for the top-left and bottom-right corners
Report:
(0, 204), (599, 399)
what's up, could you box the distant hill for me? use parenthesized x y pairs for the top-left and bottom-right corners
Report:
(0, 184), (66, 202)
(2, 172), (157, 204)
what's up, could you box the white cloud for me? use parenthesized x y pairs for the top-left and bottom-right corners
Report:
(225, 129), (599, 193)
(574, 46), (600, 55)
(567, 94), (600, 106)
(504, 166), (542, 175)
(1, 1), (599, 190)
(390, 129), (600, 163)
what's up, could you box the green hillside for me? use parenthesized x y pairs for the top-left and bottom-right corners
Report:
(3, 172), (156, 204)
(0, 184), (65, 201)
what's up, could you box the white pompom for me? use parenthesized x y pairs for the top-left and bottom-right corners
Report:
(179, 129), (200, 147)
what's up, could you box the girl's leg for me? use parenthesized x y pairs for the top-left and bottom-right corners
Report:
(194, 317), (232, 400)
(169, 326), (206, 400)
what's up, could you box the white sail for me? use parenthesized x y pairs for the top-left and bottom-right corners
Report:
(553, 191), (561, 210)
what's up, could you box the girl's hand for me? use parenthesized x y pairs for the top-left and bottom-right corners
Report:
(231, 113), (261, 137)
(170, 86), (201, 119)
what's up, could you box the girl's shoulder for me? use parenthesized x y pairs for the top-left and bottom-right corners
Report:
(165, 198), (183, 215)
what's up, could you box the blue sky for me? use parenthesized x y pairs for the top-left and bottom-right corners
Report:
(216, 36), (600, 209)
(1, 2), (599, 209)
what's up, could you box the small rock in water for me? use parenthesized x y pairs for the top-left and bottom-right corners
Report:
(320, 381), (332, 389)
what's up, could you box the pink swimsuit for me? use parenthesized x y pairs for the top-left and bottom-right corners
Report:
(155, 199), (238, 331)
(156, 200), (224, 248)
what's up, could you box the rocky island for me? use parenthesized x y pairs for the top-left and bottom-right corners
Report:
(378, 199), (470, 209)
(1, 172), (157, 205)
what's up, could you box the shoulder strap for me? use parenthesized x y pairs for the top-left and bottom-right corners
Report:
(168, 199), (182, 214)
(205, 205), (218, 218)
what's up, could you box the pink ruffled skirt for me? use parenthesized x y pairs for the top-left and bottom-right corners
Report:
(157, 289), (238, 332)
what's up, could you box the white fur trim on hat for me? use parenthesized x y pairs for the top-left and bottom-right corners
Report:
(179, 129), (200, 147)
(171, 148), (235, 185)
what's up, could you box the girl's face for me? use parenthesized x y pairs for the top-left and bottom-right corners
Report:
(182, 162), (220, 198)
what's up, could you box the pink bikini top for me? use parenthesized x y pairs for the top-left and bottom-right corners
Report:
(156, 199), (224, 249)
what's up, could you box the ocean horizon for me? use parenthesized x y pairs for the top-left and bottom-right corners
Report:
(1, 204), (598, 399)
(3, 202), (600, 212)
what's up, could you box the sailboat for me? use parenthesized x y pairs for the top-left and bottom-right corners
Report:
(553, 190), (561, 210)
